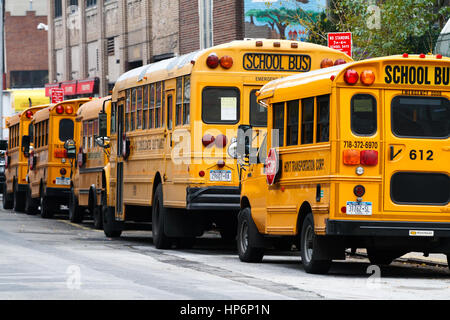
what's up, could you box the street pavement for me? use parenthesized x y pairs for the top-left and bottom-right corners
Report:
(0, 206), (449, 300)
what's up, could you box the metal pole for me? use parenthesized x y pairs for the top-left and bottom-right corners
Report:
(0, 0), (4, 140)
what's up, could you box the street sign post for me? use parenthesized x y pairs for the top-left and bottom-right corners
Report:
(327, 32), (352, 58)
(51, 88), (64, 104)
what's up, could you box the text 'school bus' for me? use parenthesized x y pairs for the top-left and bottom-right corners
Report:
(104, 39), (353, 247)
(237, 54), (450, 274)
(69, 96), (111, 229)
(26, 98), (91, 218)
(3, 105), (49, 211)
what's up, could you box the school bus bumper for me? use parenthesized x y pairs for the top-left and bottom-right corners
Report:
(326, 220), (450, 237)
(186, 186), (240, 211)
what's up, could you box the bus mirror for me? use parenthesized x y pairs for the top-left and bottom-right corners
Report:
(21, 136), (30, 156)
(98, 112), (108, 138)
(95, 136), (110, 149)
(0, 140), (7, 151)
(63, 139), (77, 159)
(237, 125), (252, 161)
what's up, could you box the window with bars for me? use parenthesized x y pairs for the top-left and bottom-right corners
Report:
(86, 0), (96, 7)
(55, 0), (62, 18)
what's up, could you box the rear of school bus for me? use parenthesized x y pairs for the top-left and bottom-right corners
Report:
(327, 55), (450, 262)
(27, 99), (90, 218)
(70, 96), (110, 227)
(3, 105), (48, 212)
(107, 39), (352, 245)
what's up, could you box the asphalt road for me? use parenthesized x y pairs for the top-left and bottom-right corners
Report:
(0, 205), (449, 300)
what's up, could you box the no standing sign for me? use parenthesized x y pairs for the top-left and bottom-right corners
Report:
(328, 32), (352, 58)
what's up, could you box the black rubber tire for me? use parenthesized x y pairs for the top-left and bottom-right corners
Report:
(92, 191), (105, 230)
(152, 184), (172, 249)
(25, 186), (39, 215)
(2, 183), (13, 210)
(102, 205), (122, 238)
(39, 187), (54, 219)
(237, 207), (264, 263)
(68, 189), (84, 223)
(13, 183), (26, 212)
(300, 213), (332, 274)
(447, 254), (450, 271)
(367, 248), (403, 266)
(175, 237), (196, 249)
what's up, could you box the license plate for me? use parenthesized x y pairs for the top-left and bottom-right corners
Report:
(346, 201), (372, 215)
(55, 177), (70, 185)
(209, 170), (232, 182)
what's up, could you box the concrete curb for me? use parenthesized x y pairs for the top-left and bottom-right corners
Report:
(350, 250), (449, 268)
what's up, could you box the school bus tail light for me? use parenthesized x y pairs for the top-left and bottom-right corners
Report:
(343, 149), (360, 165)
(360, 150), (378, 166)
(334, 59), (347, 66)
(215, 134), (227, 148)
(320, 58), (334, 68)
(65, 105), (74, 114)
(55, 105), (64, 114)
(360, 70), (375, 85)
(353, 185), (366, 197)
(344, 69), (359, 85)
(220, 56), (233, 69)
(25, 110), (33, 118)
(206, 54), (220, 68)
(202, 134), (215, 147)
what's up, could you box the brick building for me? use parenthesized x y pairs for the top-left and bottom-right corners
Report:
(47, 0), (245, 97)
(5, 1), (48, 89)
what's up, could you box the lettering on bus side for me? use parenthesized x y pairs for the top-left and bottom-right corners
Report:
(243, 53), (311, 72)
(283, 158), (325, 173)
(384, 65), (450, 86)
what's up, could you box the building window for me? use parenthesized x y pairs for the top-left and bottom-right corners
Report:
(10, 70), (48, 89)
(69, 0), (78, 6)
(55, 0), (62, 18)
(107, 38), (115, 56)
(86, 0), (96, 7)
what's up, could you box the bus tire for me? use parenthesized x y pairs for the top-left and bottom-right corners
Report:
(152, 184), (172, 249)
(93, 205), (103, 230)
(366, 248), (403, 266)
(237, 207), (264, 263)
(68, 189), (84, 223)
(2, 183), (13, 210)
(300, 213), (332, 274)
(102, 205), (122, 238)
(25, 187), (39, 215)
(175, 237), (196, 249)
(13, 183), (26, 212)
(447, 254), (450, 271)
(39, 189), (54, 219)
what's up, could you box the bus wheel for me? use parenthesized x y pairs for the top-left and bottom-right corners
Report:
(175, 237), (196, 249)
(39, 189), (54, 219)
(2, 183), (13, 210)
(68, 189), (83, 223)
(25, 187), (39, 215)
(366, 248), (403, 266)
(102, 205), (122, 238)
(13, 183), (26, 212)
(152, 184), (172, 249)
(447, 254), (450, 271)
(93, 205), (103, 230)
(237, 207), (264, 263)
(300, 213), (331, 274)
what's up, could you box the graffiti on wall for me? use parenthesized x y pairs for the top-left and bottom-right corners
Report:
(244, 0), (327, 41)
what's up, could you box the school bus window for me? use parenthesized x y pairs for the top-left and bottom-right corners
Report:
(287, 100), (299, 146)
(143, 85), (149, 129)
(301, 97), (314, 144)
(94, 119), (99, 137)
(111, 102), (116, 134)
(167, 94), (173, 130)
(162, 82), (166, 127)
(155, 82), (162, 128)
(316, 95), (330, 143)
(125, 90), (130, 132)
(131, 88), (137, 131)
(176, 77), (183, 126)
(149, 83), (155, 129)
(202, 87), (240, 124)
(272, 102), (285, 147)
(83, 121), (88, 148)
(351, 94), (377, 136)
(60, 119), (74, 142)
(258, 135), (268, 164)
(250, 89), (267, 127)
(28, 123), (33, 144)
(136, 87), (143, 129)
(45, 120), (49, 146)
(392, 96), (450, 138)
(183, 75), (190, 125)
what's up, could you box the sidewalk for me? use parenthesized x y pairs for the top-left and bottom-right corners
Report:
(354, 249), (449, 267)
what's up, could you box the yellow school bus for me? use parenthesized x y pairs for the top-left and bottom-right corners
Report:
(27, 98), (91, 218)
(3, 105), (49, 212)
(238, 54), (450, 273)
(69, 96), (111, 228)
(104, 39), (352, 247)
